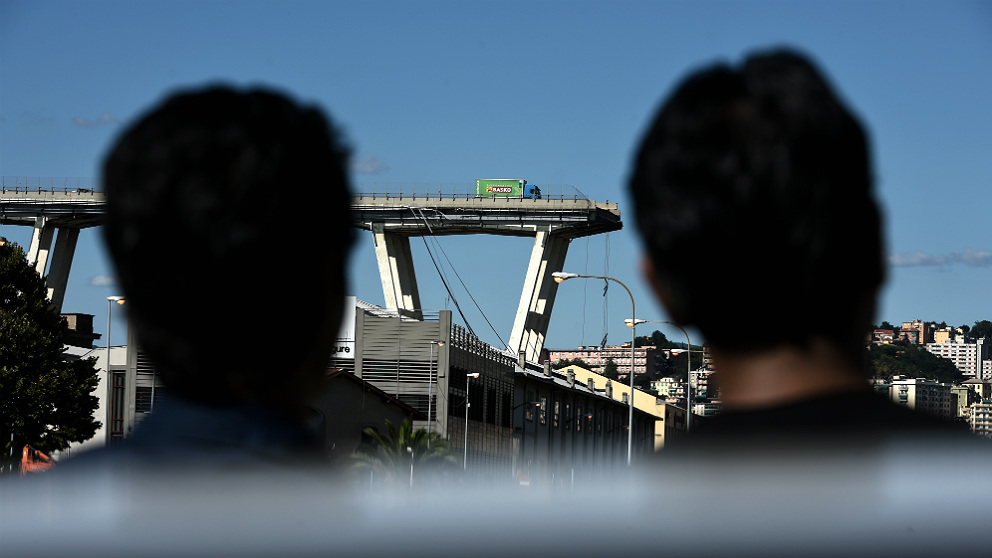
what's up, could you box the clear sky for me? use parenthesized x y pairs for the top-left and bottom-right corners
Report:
(2, 0), (990, 350)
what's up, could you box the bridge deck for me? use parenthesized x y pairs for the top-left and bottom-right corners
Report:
(0, 190), (106, 228)
(2, 191), (623, 238)
(351, 195), (622, 238)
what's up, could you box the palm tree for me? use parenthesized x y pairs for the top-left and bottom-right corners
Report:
(350, 419), (458, 486)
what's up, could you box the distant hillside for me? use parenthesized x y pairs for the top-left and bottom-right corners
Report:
(866, 341), (963, 384)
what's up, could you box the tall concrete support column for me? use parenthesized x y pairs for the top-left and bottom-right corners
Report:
(508, 229), (570, 363)
(27, 218), (55, 276)
(372, 223), (423, 320)
(46, 228), (79, 313)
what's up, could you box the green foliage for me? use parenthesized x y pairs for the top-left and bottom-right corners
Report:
(1, 243), (100, 470)
(969, 320), (992, 342)
(877, 321), (896, 331)
(635, 330), (679, 349)
(866, 342), (962, 384)
(633, 373), (654, 392)
(602, 358), (619, 380)
(665, 348), (703, 381)
(349, 419), (458, 486)
(553, 358), (590, 369)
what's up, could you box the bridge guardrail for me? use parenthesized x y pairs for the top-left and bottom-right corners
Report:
(355, 182), (589, 201)
(2, 177), (101, 193)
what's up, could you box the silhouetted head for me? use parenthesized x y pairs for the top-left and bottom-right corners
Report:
(103, 86), (353, 410)
(629, 49), (884, 362)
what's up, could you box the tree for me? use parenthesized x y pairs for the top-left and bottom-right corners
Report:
(553, 358), (590, 369)
(877, 321), (896, 331)
(350, 418), (458, 486)
(1, 242), (100, 471)
(969, 320), (992, 342)
(635, 330), (679, 349)
(866, 341), (962, 384)
(633, 373), (655, 392)
(602, 358), (619, 380)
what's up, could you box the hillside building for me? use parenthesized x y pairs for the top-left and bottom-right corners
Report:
(873, 376), (954, 419)
(548, 344), (665, 378)
(969, 402), (992, 439)
(900, 320), (933, 345)
(925, 337), (988, 379)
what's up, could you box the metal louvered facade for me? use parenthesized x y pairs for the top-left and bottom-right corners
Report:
(353, 305), (516, 479)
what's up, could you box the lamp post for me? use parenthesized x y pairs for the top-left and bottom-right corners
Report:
(106, 296), (126, 410)
(406, 446), (414, 488)
(626, 319), (693, 432)
(464, 372), (480, 470)
(553, 271), (636, 467)
(428, 341), (444, 447)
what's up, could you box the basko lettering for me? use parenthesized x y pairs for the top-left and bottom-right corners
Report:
(487, 186), (514, 193)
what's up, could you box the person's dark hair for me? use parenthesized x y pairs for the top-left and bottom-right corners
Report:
(103, 86), (353, 407)
(628, 49), (884, 359)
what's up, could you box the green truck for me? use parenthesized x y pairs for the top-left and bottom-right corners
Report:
(475, 179), (541, 199)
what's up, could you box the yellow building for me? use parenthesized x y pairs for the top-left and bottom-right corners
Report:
(557, 364), (686, 450)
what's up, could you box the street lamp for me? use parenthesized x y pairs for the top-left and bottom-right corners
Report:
(553, 271), (637, 467)
(627, 319), (693, 432)
(428, 341), (444, 447)
(464, 372), (480, 470)
(106, 296), (126, 411)
(406, 446), (414, 488)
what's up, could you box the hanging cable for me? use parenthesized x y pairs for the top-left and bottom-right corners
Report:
(429, 235), (508, 350)
(601, 233), (611, 348)
(582, 237), (589, 345)
(420, 235), (477, 337)
(410, 205), (507, 348)
(407, 206), (505, 345)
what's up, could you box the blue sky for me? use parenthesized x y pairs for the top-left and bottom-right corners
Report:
(2, 0), (990, 350)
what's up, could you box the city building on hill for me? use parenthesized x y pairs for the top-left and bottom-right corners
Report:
(873, 376), (954, 419)
(871, 329), (896, 345)
(925, 337), (988, 379)
(951, 384), (981, 419)
(651, 377), (682, 400)
(692, 370), (717, 400)
(933, 326), (955, 345)
(969, 402), (992, 439)
(960, 378), (992, 400)
(900, 319), (933, 345)
(548, 344), (664, 378)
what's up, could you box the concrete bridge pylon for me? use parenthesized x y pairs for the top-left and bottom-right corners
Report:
(507, 229), (570, 363)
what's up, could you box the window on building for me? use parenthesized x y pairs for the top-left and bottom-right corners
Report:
(486, 387), (497, 425)
(135, 387), (154, 414)
(526, 390), (535, 422)
(110, 372), (126, 442)
(539, 396), (547, 425)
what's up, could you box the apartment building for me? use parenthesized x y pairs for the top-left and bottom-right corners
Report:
(875, 376), (955, 419)
(871, 329), (896, 345)
(548, 344), (663, 378)
(925, 337), (988, 378)
(969, 402), (992, 439)
(900, 320), (933, 345)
